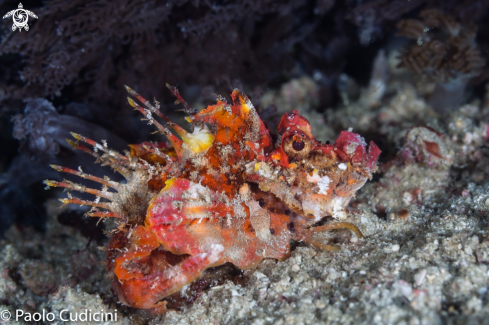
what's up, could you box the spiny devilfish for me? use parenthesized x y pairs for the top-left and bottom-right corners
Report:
(44, 85), (380, 312)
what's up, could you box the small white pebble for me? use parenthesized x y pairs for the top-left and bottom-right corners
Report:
(359, 270), (366, 275)
(391, 244), (400, 252)
(338, 163), (347, 170)
(414, 269), (427, 286)
(291, 264), (300, 272)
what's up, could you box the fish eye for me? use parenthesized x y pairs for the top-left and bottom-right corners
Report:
(292, 139), (305, 151)
(284, 133), (312, 157)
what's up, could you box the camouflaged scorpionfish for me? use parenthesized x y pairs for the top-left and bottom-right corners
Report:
(45, 85), (380, 312)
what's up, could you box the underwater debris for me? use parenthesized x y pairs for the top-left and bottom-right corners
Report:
(400, 126), (454, 167)
(365, 126), (454, 219)
(44, 85), (380, 312)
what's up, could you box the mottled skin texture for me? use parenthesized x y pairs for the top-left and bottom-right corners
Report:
(45, 86), (380, 312)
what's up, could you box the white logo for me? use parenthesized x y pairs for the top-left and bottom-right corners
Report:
(2, 3), (38, 32)
(0, 309), (11, 321)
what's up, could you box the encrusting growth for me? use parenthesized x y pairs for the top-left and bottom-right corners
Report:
(44, 84), (380, 312)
